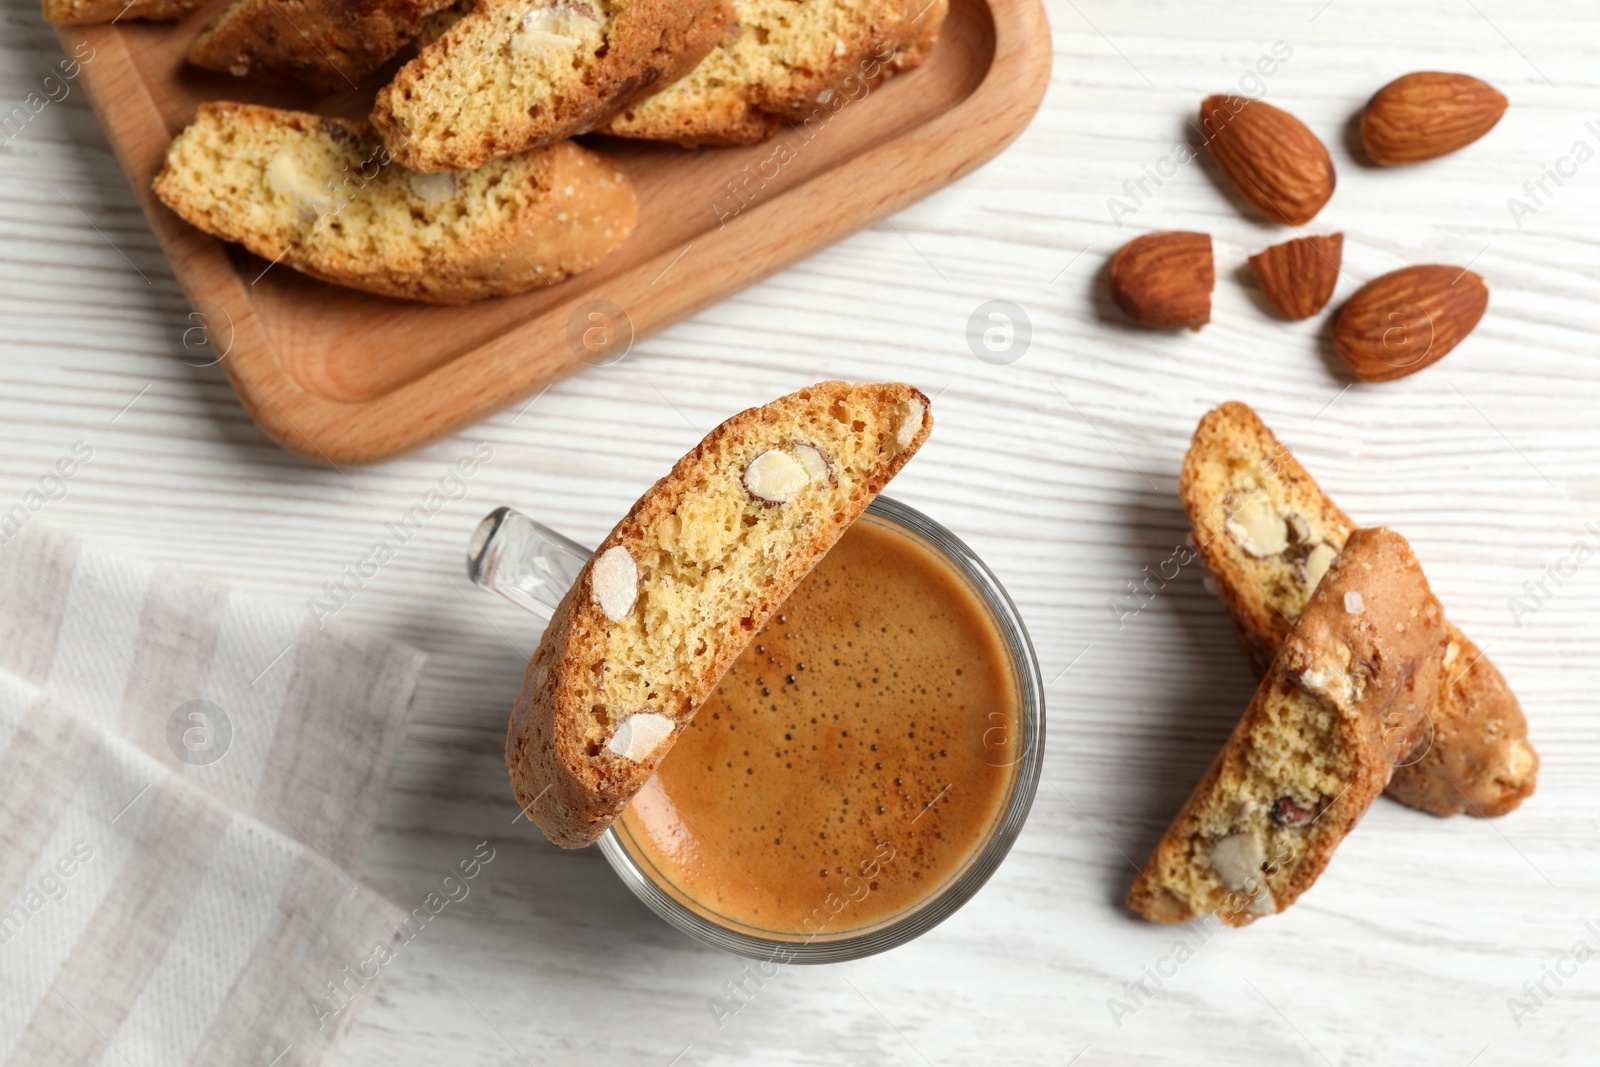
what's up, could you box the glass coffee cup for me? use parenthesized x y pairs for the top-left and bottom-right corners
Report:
(467, 496), (1044, 963)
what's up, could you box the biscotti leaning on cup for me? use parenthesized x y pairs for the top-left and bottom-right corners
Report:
(1180, 401), (1537, 817)
(1128, 528), (1447, 927)
(371, 0), (732, 172)
(507, 381), (933, 848)
(187, 0), (460, 91)
(601, 0), (948, 147)
(152, 102), (636, 304)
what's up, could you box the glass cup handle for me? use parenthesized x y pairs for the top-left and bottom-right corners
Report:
(466, 507), (593, 621)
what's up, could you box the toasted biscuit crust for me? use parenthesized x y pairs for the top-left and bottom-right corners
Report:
(1128, 528), (1447, 926)
(506, 381), (933, 848)
(187, 0), (460, 92)
(600, 0), (947, 147)
(1180, 401), (1537, 817)
(153, 102), (635, 304)
(43, 0), (196, 23)
(371, 0), (731, 172)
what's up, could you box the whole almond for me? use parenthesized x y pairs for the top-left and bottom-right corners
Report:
(1108, 231), (1213, 330)
(1200, 95), (1335, 225)
(1248, 233), (1343, 320)
(1360, 72), (1507, 165)
(1332, 265), (1488, 382)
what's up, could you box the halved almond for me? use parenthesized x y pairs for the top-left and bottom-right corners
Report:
(1248, 234), (1343, 320)
(1108, 231), (1214, 330)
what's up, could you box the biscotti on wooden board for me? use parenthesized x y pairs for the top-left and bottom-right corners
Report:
(371, 0), (731, 172)
(43, 0), (196, 23)
(1128, 527), (1447, 927)
(506, 381), (933, 848)
(601, 0), (948, 147)
(411, 0), (469, 49)
(188, 0), (460, 92)
(152, 102), (636, 304)
(1179, 401), (1537, 817)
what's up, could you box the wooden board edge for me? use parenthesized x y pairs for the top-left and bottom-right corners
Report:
(54, 22), (333, 460)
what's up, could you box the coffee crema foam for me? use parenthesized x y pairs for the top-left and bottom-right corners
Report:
(614, 513), (1020, 937)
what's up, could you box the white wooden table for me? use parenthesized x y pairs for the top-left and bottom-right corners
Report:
(3, 0), (1598, 1062)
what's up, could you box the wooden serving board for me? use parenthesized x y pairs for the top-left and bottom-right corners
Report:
(56, 0), (1051, 464)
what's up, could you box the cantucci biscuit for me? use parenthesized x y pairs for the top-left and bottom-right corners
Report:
(152, 102), (635, 304)
(506, 381), (933, 848)
(187, 0), (459, 92)
(601, 0), (947, 146)
(1181, 401), (1538, 817)
(1129, 528), (1447, 926)
(371, 0), (731, 172)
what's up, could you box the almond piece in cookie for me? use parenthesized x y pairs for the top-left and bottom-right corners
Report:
(1180, 401), (1537, 817)
(152, 102), (636, 304)
(1128, 527), (1447, 926)
(371, 0), (731, 172)
(506, 380), (934, 848)
(601, 0), (947, 147)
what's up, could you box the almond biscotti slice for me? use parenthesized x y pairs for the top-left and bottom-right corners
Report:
(371, 0), (731, 172)
(1128, 527), (1447, 926)
(152, 102), (635, 304)
(1180, 401), (1538, 818)
(44, 0), (196, 22)
(187, 0), (459, 92)
(600, 0), (947, 147)
(507, 381), (932, 848)
(1182, 401), (1356, 673)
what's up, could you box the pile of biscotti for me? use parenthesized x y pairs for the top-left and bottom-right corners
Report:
(45, 0), (947, 303)
(1127, 402), (1538, 927)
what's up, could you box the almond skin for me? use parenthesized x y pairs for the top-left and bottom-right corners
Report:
(1108, 231), (1214, 330)
(1248, 233), (1343, 320)
(1200, 95), (1335, 225)
(1332, 265), (1488, 382)
(1360, 72), (1507, 165)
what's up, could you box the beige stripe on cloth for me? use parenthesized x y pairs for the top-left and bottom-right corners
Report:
(0, 522), (428, 1065)
(0, 672), (405, 1067)
(0, 522), (426, 868)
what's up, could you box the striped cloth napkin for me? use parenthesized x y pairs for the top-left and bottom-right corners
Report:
(0, 523), (427, 1066)
(0, 522), (424, 868)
